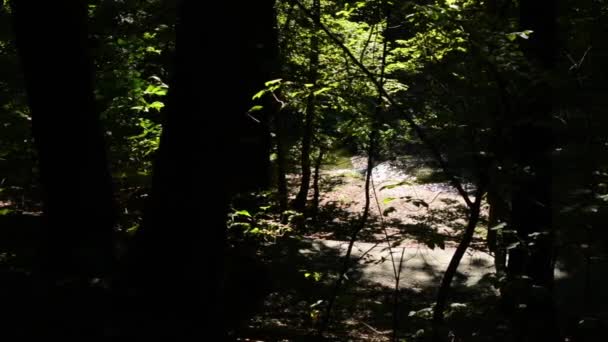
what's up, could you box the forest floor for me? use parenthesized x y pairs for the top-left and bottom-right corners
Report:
(235, 156), (505, 341)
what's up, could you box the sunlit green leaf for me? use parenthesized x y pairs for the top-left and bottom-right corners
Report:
(380, 180), (412, 191)
(264, 79), (282, 87)
(249, 105), (264, 113)
(235, 210), (252, 217)
(383, 197), (396, 204)
(148, 101), (164, 111)
(252, 89), (267, 100)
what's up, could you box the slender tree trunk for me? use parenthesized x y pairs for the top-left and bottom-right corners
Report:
(293, 0), (320, 212)
(13, 1), (116, 277)
(310, 148), (324, 221)
(432, 187), (484, 341)
(274, 106), (289, 214)
(319, 133), (376, 335)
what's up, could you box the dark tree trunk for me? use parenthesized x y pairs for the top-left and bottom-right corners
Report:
(293, 0), (320, 212)
(13, 1), (116, 277)
(274, 108), (289, 213)
(508, 0), (556, 289)
(128, 1), (278, 338)
(506, 1), (558, 340)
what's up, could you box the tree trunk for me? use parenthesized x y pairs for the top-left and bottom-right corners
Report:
(310, 148), (324, 221)
(13, 1), (116, 277)
(432, 188), (483, 341)
(128, 1), (279, 338)
(506, 1), (558, 340)
(274, 106), (289, 214)
(293, 0), (320, 212)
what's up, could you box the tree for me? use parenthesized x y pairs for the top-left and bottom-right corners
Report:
(127, 0), (279, 337)
(294, 0), (321, 212)
(504, 1), (558, 340)
(12, 1), (116, 277)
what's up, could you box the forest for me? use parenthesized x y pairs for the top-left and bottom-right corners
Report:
(0, 0), (607, 340)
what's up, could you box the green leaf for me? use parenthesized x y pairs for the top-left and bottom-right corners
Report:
(249, 227), (261, 234)
(126, 224), (139, 235)
(145, 46), (162, 54)
(144, 85), (167, 96)
(380, 180), (412, 191)
(383, 197), (396, 204)
(264, 78), (282, 87)
(148, 101), (165, 111)
(252, 89), (267, 100)
(235, 210), (252, 217)
(143, 32), (156, 40)
(0, 208), (12, 216)
(248, 105), (264, 113)
(314, 87), (332, 96)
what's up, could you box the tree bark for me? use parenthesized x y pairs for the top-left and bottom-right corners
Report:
(310, 148), (324, 221)
(13, 1), (116, 277)
(274, 105), (289, 214)
(293, 0), (320, 212)
(128, 0), (279, 338)
(506, 1), (558, 340)
(432, 187), (484, 340)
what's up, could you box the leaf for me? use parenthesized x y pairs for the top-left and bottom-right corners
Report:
(234, 210), (252, 217)
(507, 30), (534, 41)
(383, 207), (397, 216)
(490, 222), (507, 231)
(148, 101), (165, 111)
(0, 208), (12, 216)
(310, 299), (324, 308)
(259, 205), (272, 211)
(249, 227), (261, 234)
(314, 87), (332, 96)
(252, 89), (266, 100)
(379, 180), (412, 191)
(383, 197), (396, 204)
(143, 32), (156, 40)
(144, 85), (167, 96)
(145, 46), (162, 54)
(126, 224), (139, 235)
(506, 242), (520, 250)
(248, 105), (264, 113)
(264, 78), (282, 87)
(412, 199), (429, 208)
